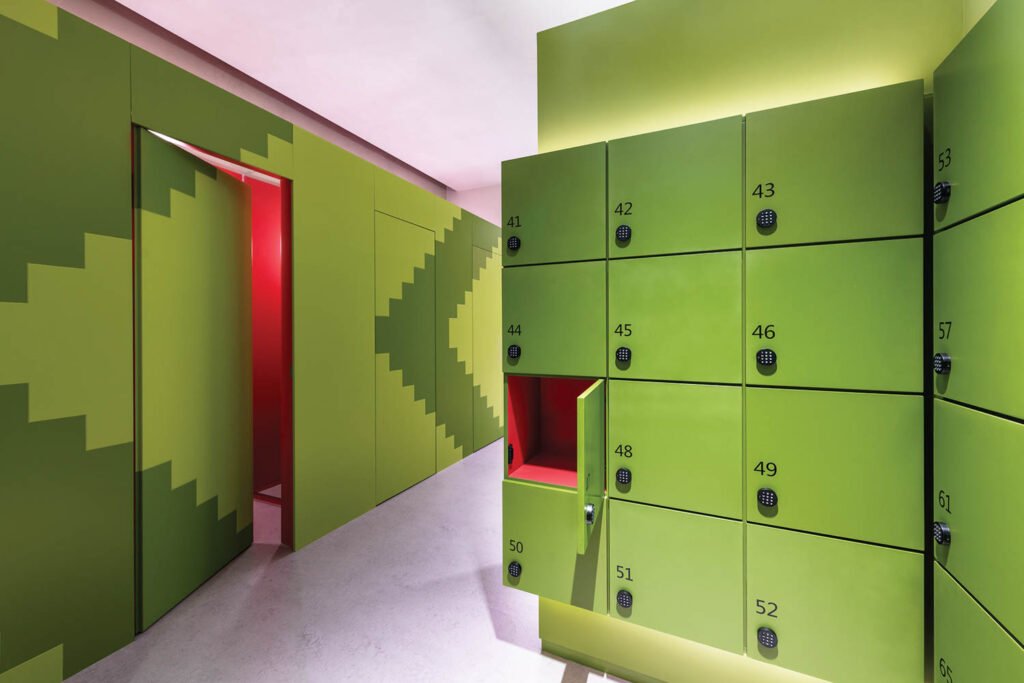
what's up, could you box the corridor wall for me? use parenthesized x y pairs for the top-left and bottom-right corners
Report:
(0, 1), (502, 679)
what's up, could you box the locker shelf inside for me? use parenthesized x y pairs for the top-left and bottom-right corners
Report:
(506, 375), (594, 488)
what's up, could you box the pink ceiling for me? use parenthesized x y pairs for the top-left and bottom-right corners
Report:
(113, 0), (631, 190)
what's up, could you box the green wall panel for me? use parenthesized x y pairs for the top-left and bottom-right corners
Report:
(502, 261), (606, 377)
(608, 116), (742, 258)
(746, 239), (922, 392)
(292, 128), (376, 549)
(472, 245), (503, 450)
(934, 398), (1024, 642)
(934, 563), (1024, 683)
(135, 130), (253, 629)
(746, 81), (923, 247)
(374, 212), (436, 503)
(934, 0), (1024, 227)
(746, 388), (923, 550)
(0, 5), (134, 678)
(746, 525), (923, 683)
(501, 143), (606, 265)
(130, 46), (293, 178)
(934, 200), (1024, 419)
(374, 167), (441, 230)
(609, 252), (741, 383)
(503, 479), (607, 612)
(607, 380), (741, 518)
(608, 501), (743, 653)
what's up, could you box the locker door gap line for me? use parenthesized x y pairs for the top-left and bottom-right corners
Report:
(745, 520), (925, 555)
(936, 562), (1024, 652)
(746, 383), (922, 397)
(745, 232), (923, 252)
(933, 191), (1024, 236)
(936, 395), (1024, 428)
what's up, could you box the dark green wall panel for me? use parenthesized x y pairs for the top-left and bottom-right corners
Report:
(292, 128), (376, 549)
(129, 46), (293, 178)
(0, 5), (134, 679)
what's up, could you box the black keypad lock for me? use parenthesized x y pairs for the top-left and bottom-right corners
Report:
(507, 344), (521, 359)
(934, 522), (951, 546)
(757, 487), (778, 508)
(756, 209), (777, 230)
(616, 468), (632, 485)
(615, 224), (632, 243)
(757, 627), (778, 649)
(617, 589), (633, 609)
(756, 348), (777, 367)
(933, 181), (952, 205)
(507, 235), (521, 251)
(507, 561), (522, 578)
(933, 353), (951, 375)
(616, 347), (632, 363)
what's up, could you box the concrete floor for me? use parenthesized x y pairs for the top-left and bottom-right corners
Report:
(70, 441), (615, 683)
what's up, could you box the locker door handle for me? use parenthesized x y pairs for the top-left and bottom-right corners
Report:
(933, 353), (951, 375)
(507, 344), (521, 359)
(756, 209), (777, 231)
(584, 503), (595, 526)
(933, 181), (952, 205)
(616, 467), (632, 485)
(615, 224), (632, 243)
(934, 522), (951, 546)
(616, 347), (632, 363)
(508, 561), (522, 578)
(507, 235), (521, 251)
(617, 589), (633, 609)
(758, 627), (778, 649)
(756, 348), (777, 367)
(757, 487), (778, 508)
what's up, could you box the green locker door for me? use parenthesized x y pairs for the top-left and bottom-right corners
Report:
(608, 500), (743, 653)
(609, 252), (741, 383)
(136, 130), (253, 630)
(502, 261), (605, 377)
(502, 479), (607, 612)
(934, 399), (1024, 642)
(607, 116), (742, 258)
(501, 143), (606, 265)
(577, 379), (604, 554)
(746, 81), (923, 247)
(934, 201), (1024, 419)
(933, 0), (1024, 228)
(375, 213), (436, 503)
(746, 388), (922, 550)
(746, 239), (922, 392)
(934, 563), (1024, 682)
(607, 380), (741, 518)
(746, 525), (923, 683)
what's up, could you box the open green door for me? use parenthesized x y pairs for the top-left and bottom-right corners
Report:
(135, 129), (254, 630)
(577, 379), (605, 554)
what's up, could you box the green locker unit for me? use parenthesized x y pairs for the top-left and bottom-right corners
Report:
(608, 500), (743, 653)
(746, 525), (923, 683)
(607, 116), (742, 258)
(607, 380), (741, 519)
(745, 239), (922, 393)
(608, 252), (741, 383)
(746, 388), (922, 550)
(933, 0), (1024, 228)
(933, 200), (1024, 420)
(934, 398), (1024, 642)
(501, 142), (606, 265)
(745, 81), (923, 248)
(502, 261), (605, 377)
(934, 563), (1024, 683)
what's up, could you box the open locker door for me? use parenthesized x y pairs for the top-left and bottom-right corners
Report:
(577, 379), (605, 554)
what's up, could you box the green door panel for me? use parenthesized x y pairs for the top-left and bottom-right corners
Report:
(747, 525), (923, 683)
(577, 379), (605, 553)
(471, 245), (503, 450)
(374, 167), (441, 231)
(934, 202), (1024, 419)
(136, 130), (253, 630)
(746, 388), (923, 550)
(502, 261), (606, 377)
(501, 143), (606, 265)
(292, 128), (376, 549)
(934, 563), (1024, 683)
(934, 399), (1024, 642)
(933, 0), (1024, 228)
(746, 239), (922, 392)
(746, 81), (923, 247)
(608, 116), (742, 257)
(374, 213), (436, 503)
(608, 501), (743, 653)
(503, 479), (607, 612)
(607, 380), (741, 518)
(609, 252), (741, 383)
